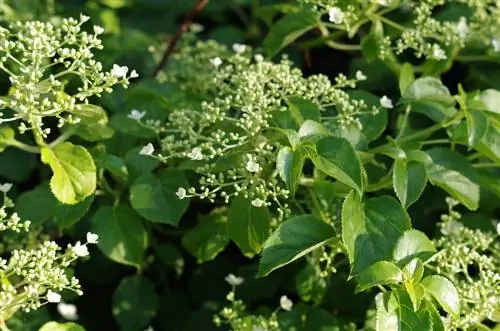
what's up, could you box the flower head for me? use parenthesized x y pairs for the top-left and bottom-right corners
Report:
(380, 95), (393, 108)
(210, 57), (223, 67)
(93, 25), (104, 35)
(328, 7), (345, 25)
(187, 147), (204, 160)
(140, 143), (155, 156)
(74, 242), (89, 257)
(280, 295), (293, 311)
(47, 290), (61, 303)
(176, 187), (187, 199)
(355, 70), (367, 81)
(128, 109), (146, 121)
(246, 160), (261, 173)
(111, 64), (129, 78)
(225, 273), (244, 286)
(86, 232), (98, 244)
(57, 302), (79, 320)
(251, 198), (264, 207)
(0, 183), (12, 193)
(456, 17), (469, 38)
(493, 39), (500, 52)
(232, 43), (246, 54)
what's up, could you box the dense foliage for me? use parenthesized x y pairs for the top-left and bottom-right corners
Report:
(0, 0), (499, 330)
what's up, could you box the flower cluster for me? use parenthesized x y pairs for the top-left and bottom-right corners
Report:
(0, 184), (98, 322)
(141, 40), (373, 211)
(0, 15), (137, 139)
(433, 197), (500, 330)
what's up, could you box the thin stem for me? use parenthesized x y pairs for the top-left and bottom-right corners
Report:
(4, 140), (40, 154)
(421, 139), (451, 146)
(473, 163), (500, 168)
(48, 127), (76, 148)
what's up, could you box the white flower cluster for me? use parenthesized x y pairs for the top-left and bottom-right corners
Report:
(0, 15), (137, 138)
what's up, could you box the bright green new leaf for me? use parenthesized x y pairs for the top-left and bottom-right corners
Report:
(263, 11), (318, 57)
(399, 63), (415, 96)
(393, 229), (436, 264)
(40, 142), (96, 205)
(356, 261), (403, 292)
(312, 136), (363, 194)
(342, 192), (411, 275)
(376, 290), (431, 331)
(112, 275), (158, 331)
(421, 275), (460, 317)
(130, 169), (189, 226)
(0, 126), (14, 152)
(393, 159), (427, 208)
(228, 196), (271, 257)
(402, 77), (455, 106)
(479, 89), (500, 117)
(277, 147), (304, 194)
(258, 215), (335, 277)
(465, 108), (488, 146)
(425, 147), (479, 210)
(39, 322), (85, 331)
(91, 204), (148, 269)
(182, 212), (230, 263)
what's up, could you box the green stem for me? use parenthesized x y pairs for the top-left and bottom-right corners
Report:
(5, 140), (40, 154)
(421, 139), (451, 146)
(456, 55), (500, 63)
(473, 163), (500, 168)
(48, 127), (76, 148)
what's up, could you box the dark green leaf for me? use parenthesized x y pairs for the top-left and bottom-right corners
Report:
(376, 290), (431, 331)
(348, 90), (388, 142)
(356, 261), (403, 292)
(278, 303), (341, 331)
(53, 194), (94, 229)
(277, 147), (304, 194)
(393, 159), (427, 208)
(287, 96), (321, 125)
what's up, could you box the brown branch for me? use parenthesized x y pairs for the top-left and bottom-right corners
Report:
(152, 0), (209, 77)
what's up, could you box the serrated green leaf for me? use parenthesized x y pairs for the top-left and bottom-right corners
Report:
(393, 159), (427, 208)
(129, 169), (189, 226)
(311, 136), (363, 194)
(228, 196), (271, 257)
(258, 215), (334, 277)
(393, 229), (436, 264)
(402, 77), (455, 106)
(421, 275), (460, 316)
(40, 142), (96, 205)
(399, 63), (415, 96)
(263, 11), (318, 57)
(277, 147), (304, 194)
(376, 290), (431, 331)
(91, 204), (148, 268)
(356, 261), (403, 292)
(465, 108), (488, 146)
(287, 96), (321, 125)
(39, 322), (85, 331)
(112, 275), (158, 331)
(425, 147), (479, 210)
(342, 192), (411, 275)
(405, 281), (426, 312)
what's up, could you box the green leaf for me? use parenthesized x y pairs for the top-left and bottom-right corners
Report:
(361, 33), (380, 62)
(278, 303), (341, 331)
(342, 192), (411, 275)
(91, 204), (148, 268)
(15, 182), (56, 226)
(376, 290), (431, 331)
(227, 196), (271, 257)
(287, 96), (321, 125)
(393, 159), (427, 209)
(39, 322), (85, 331)
(0, 126), (14, 152)
(311, 136), (363, 194)
(402, 77), (455, 106)
(124, 146), (160, 182)
(399, 63), (415, 96)
(465, 108), (488, 146)
(297, 120), (330, 140)
(129, 169), (189, 226)
(425, 147), (479, 210)
(257, 215), (335, 277)
(420, 300), (446, 331)
(277, 147), (304, 194)
(393, 229), (436, 264)
(40, 142), (96, 205)
(112, 275), (158, 331)
(53, 194), (94, 229)
(0, 147), (37, 182)
(421, 275), (460, 316)
(93, 153), (128, 180)
(348, 90), (388, 142)
(263, 11), (318, 57)
(356, 261), (403, 292)
(479, 89), (500, 117)
(182, 211), (229, 263)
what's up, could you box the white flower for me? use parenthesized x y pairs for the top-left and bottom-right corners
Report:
(251, 198), (264, 207)
(380, 95), (393, 108)
(93, 25), (104, 35)
(86, 232), (98, 244)
(376, 0), (389, 5)
(328, 7), (345, 25)
(190, 23), (204, 33)
(496, 221), (500, 236)
(232, 43), (246, 54)
(280, 295), (293, 311)
(432, 46), (447, 60)
(210, 57), (223, 67)
(225, 273), (244, 286)
(139, 143), (155, 156)
(254, 54), (264, 62)
(111, 64), (129, 78)
(0, 183), (12, 193)
(80, 14), (90, 23)
(128, 109), (146, 121)
(130, 69), (139, 78)
(246, 160), (260, 173)
(456, 17), (469, 39)
(355, 70), (367, 81)
(47, 290), (61, 303)
(492, 39), (500, 52)
(74, 242), (89, 257)
(187, 147), (203, 160)
(176, 187), (187, 199)
(57, 302), (79, 320)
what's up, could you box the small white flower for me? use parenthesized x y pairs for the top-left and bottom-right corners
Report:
(492, 39), (500, 52)
(456, 17), (469, 39)
(74, 242), (89, 257)
(130, 69), (139, 78)
(355, 70), (367, 81)
(139, 143), (155, 156)
(380, 95), (393, 108)
(225, 273), (244, 286)
(57, 302), (79, 320)
(210, 57), (223, 67)
(376, 0), (389, 5)
(86, 232), (99, 244)
(190, 23), (204, 33)
(246, 160), (260, 173)
(496, 222), (500, 236)
(232, 43), (246, 54)
(128, 109), (146, 121)
(254, 54), (264, 62)
(0, 183), (12, 193)
(328, 7), (345, 25)
(80, 14), (90, 23)
(93, 25), (104, 35)
(251, 198), (264, 207)
(176, 187), (187, 199)
(280, 295), (293, 311)
(432, 46), (447, 60)
(111, 64), (129, 78)
(187, 147), (203, 160)
(47, 290), (61, 303)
